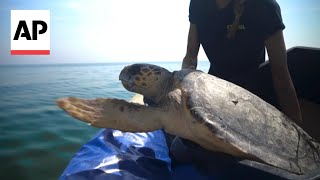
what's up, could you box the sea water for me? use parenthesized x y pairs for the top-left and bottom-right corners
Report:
(0, 61), (209, 180)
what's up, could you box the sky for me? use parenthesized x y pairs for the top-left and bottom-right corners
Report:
(0, 0), (319, 65)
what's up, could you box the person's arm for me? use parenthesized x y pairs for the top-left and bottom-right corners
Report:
(265, 30), (302, 125)
(182, 23), (200, 70)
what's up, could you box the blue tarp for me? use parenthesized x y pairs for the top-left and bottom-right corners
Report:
(60, 129), (209, 180)
(60, 129), (170, 179)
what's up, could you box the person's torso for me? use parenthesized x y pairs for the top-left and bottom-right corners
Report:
(192, 0), (267, 80)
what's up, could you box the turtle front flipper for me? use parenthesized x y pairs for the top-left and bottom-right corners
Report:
(57, 97), (165, 132)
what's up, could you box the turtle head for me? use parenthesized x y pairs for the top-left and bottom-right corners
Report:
(119, 64), (172, 102)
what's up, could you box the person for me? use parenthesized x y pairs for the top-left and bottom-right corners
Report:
(182, 0), (302, 125)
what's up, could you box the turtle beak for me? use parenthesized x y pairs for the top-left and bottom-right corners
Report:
(119, 65), (128, 81)
(119, 66), (135, 91)
(121, 80), (134, 91)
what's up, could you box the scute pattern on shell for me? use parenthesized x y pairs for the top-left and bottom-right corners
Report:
(178, 70), (320, 174)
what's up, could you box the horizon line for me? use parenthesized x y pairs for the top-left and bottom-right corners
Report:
(0, 60), (209, 66)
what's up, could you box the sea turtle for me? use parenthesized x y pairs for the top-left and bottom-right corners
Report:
(57, 63), (320, 175)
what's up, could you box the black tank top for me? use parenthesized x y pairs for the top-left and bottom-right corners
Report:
(189, 0), (285, 84)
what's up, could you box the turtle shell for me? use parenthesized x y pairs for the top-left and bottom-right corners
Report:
(179, 70), (320, 174)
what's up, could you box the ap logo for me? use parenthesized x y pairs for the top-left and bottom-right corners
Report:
(11, 10), (50, 55)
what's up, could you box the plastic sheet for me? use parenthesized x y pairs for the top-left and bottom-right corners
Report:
(60, 129), (172, 180)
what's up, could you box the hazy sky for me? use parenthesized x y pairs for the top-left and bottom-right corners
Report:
(0, 0), (319, 64)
